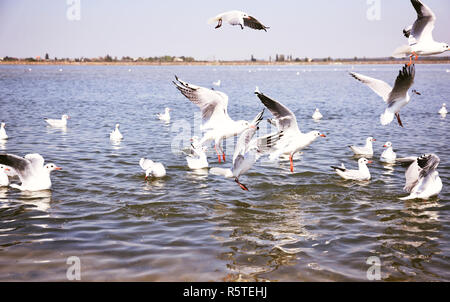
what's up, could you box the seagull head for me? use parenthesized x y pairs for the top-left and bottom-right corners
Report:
(311, 131), (326, 138)
(62, 114), (70, 120)
(115, 123), (120, 129)
(165, 107), (171, 113)
(383, 142), (392, 148)
(367, 137), (376, 143)
(442, 43), (449, 52)
(359, 158), (373, 166)
(1, 122), (5, 128)
(45, 163), (62, 173)
(0, 165), (10, 172)
(411, 89), (421, 95)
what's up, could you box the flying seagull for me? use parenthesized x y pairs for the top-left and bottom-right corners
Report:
(208, 11), (269, 31)
(350, 64), (421, 127)
(254, 87), (326, 173)
(173, 75), (253, 163)
(393, 0), (449, 65)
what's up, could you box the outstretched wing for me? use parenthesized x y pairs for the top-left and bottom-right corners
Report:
(350, 72), (392, 103)
(387, 64), (415, 106)
(409, 0), (436, 44)
(243, 16), (269, 31)
(173, 76), (232, 126)
(24, 153), (45, 170)
(418, 154), (440, 178)
(0, 153), (32, 181)
(404, 158), (420, 193)
(254, 88), (300, 134)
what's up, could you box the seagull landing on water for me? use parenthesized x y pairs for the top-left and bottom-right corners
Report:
(393, 0), (449, 66)
(44, 114), (70, 127)
(0, 123), (8, 140)
(254, 87), (326, 173)
(208, 11), (269, 31)
(349, 137), (376, 156)
(110, 124), (123, 141)
(350, 64), (421, 127)
(139, 158), (166, 179)
(157, 107), (171, 122)
(186, 145), (209, 170)
(400, 154), (442, 200)
(210, 109), (283, 191)
(332, 158), (372, 181)
(173, 75), (254, 164)
(0, 153), (62, 191)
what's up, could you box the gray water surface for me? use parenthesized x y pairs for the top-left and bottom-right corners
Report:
(0, 64), (449, 281)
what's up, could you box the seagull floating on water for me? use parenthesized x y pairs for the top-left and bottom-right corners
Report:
(157, 107), (171, 122)
(208, 10), (269, 31)
(0, 165), (11, 187)
(254, 88), (325, 173)
(210, 110), (282, 191)
(110, 124), (123, 141)
(393, 0), (449, 66)
(0, 153), (62, 191)
(139, 158), (166, 179)
(438, 103), (447, 115)
(350, 64), (420, 127)
(400, 154), (442, 200)
(45, 114), (70, 127)
(380, 142), (397, 163)
(332, 158), (372, 181)
(173, 75), (253, 163)
(0, 123), (8, 140)
(186, 145), (209, 170)
(349, 137), (376, 156)
(312, 108), (323, 120)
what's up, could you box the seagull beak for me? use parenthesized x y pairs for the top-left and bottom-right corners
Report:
(54, 167), (62, 170)
(320, 134), (326, 137)
(250, 125), (257, 130)
(145, 176), (148, 181)
(5, 168), (10, 171)
(414, 90), (421, 95)
(367, 161), (373, 164)
(372, 139), (376, 142)
(383, 145), (387, 148)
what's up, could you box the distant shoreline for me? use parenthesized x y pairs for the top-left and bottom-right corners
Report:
(1, 60), (450, 66)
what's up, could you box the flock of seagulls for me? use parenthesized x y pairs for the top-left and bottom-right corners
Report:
(0, 0), (446, 200)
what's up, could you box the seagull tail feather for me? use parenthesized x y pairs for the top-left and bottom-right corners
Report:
(392, 45), (412, 58)
(380, 110), (395, 126)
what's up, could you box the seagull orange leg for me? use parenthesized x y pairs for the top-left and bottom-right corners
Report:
(289, 154), (294, 173)
(235, 178), (249, 191)
(214, 145), (222, 163)
(222, 153), (226, 162)
(407, 55), (413, 67)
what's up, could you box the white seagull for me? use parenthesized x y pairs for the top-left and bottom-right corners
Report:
(0, 153), (62, 191)
(400, 154), (442, 200)
(0, 165), (11, 187)
(438, 103), (447, 115)
(186, 145), (209, 170)
(157, 107), (171, 122)
(350, 64), (421, 127)
(380, 142), (397, 163)
(110, 124), (124, 141)
(393, 0), (449, 65)
(210, 110), (282, 191)
(173, 75), (253, 163)
(332, 158), (372, 181)
(312, 108), (323, 120)
(208, 10), (269, 31)
(349, 137), (376, 156)
(44, 114), (70, 127)
(139, 158), (166, 179)
(254, 88), (326, 173)
(0, 123), (8, 140)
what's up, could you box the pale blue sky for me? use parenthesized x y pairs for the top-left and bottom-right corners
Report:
(0, 0), (449, 60)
